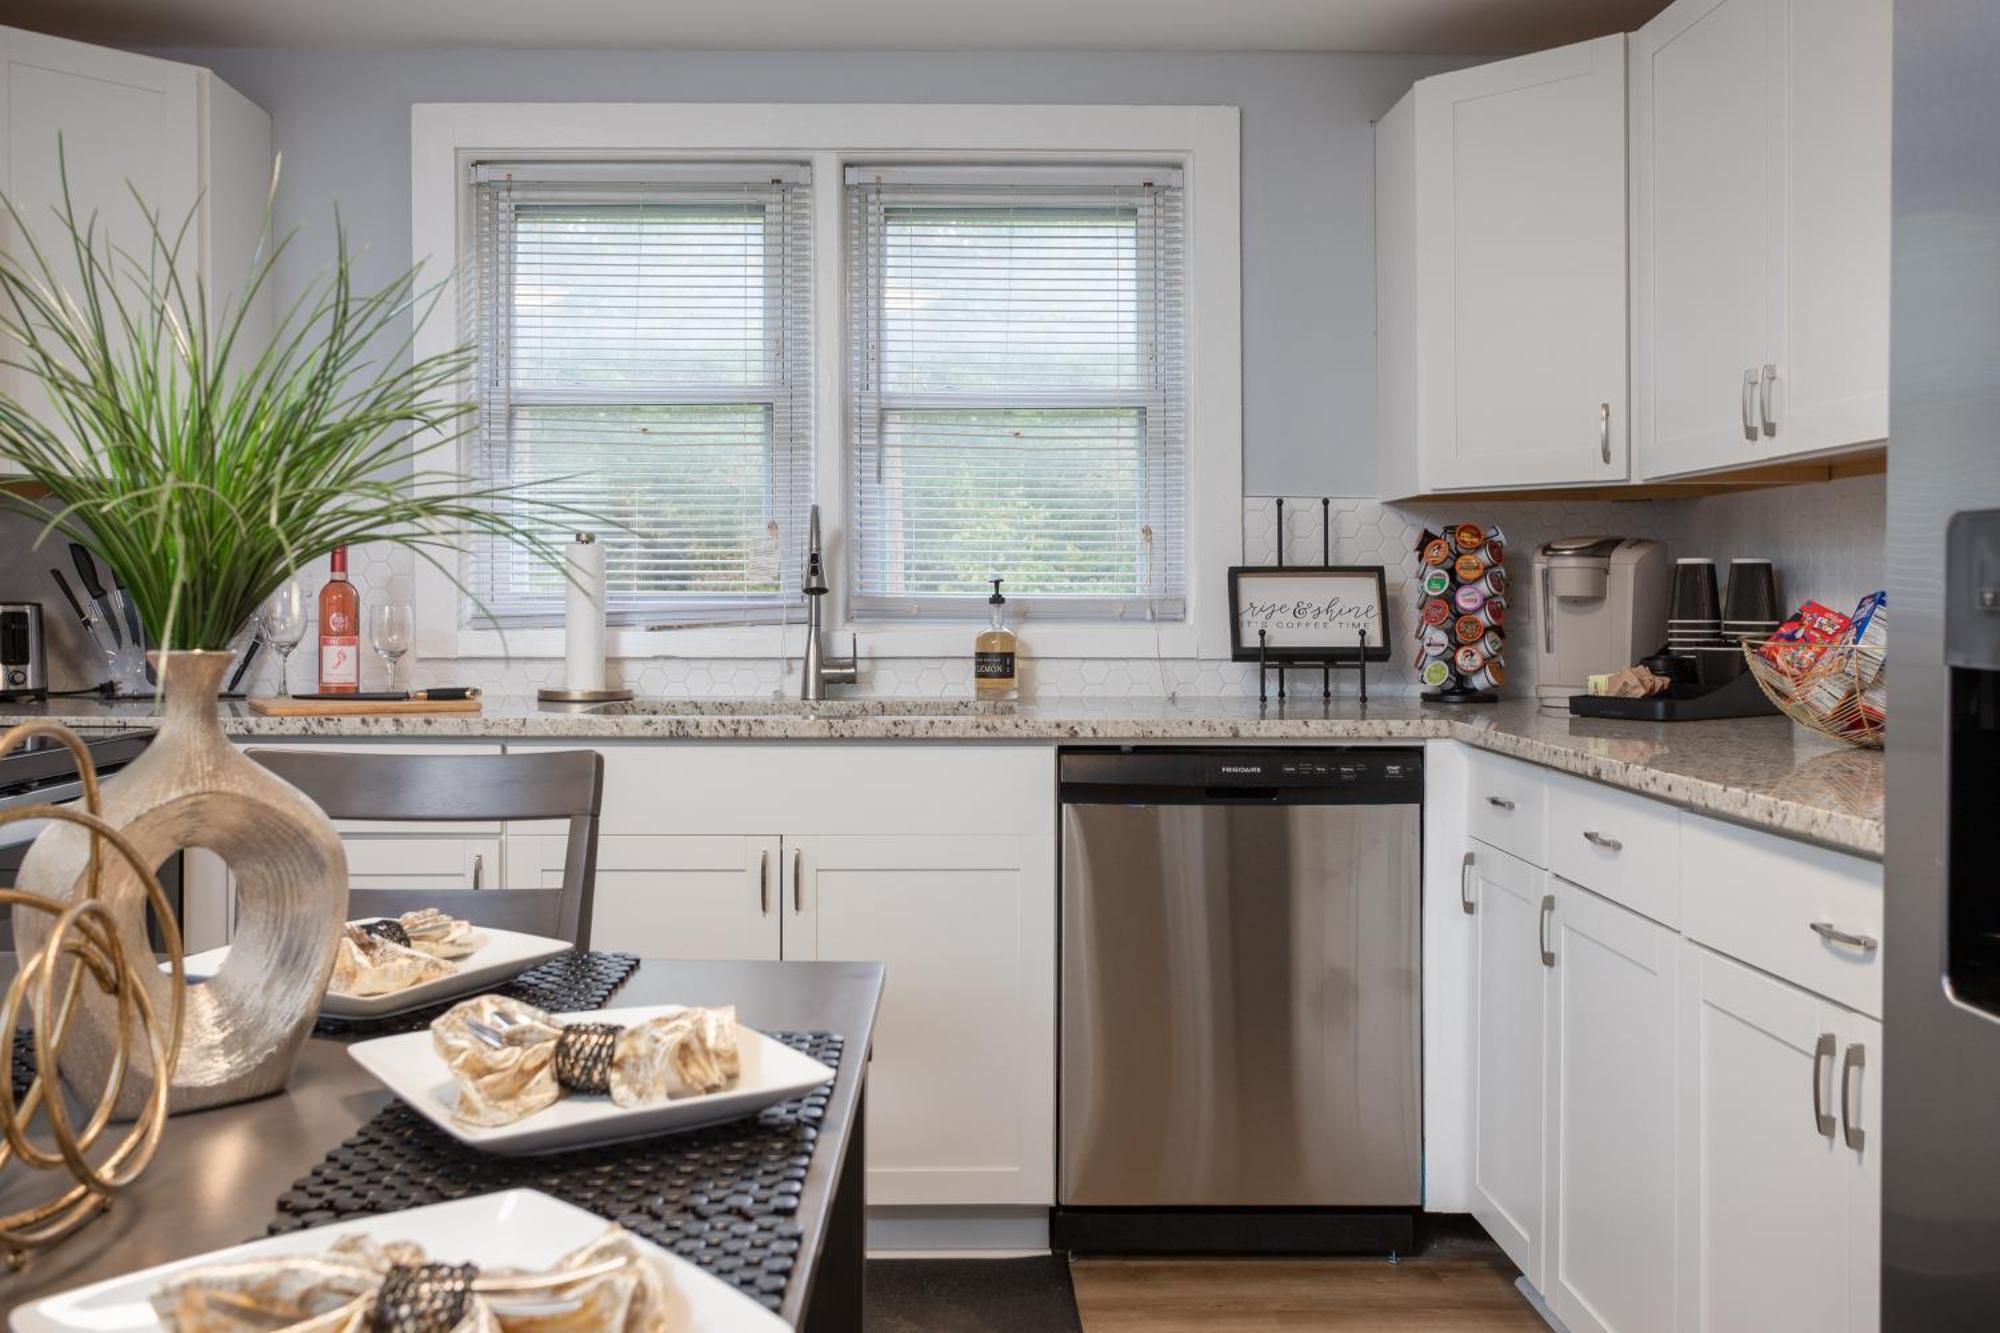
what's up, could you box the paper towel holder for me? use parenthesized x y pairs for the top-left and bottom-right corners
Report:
(539, 532), (635, 705)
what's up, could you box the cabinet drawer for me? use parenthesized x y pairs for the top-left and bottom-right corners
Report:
(1466, 748), (1547, 867)
(1681, 816), (1882, 1018)
(1546, 772), (1680, 927)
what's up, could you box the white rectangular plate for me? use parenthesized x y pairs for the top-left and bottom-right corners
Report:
(176, 924), (573, 1019)
(10, 1188), (789, 1332)
(348, 1004), (836, 1155)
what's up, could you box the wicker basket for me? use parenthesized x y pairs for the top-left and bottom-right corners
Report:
(1740, 640), (1886, 749)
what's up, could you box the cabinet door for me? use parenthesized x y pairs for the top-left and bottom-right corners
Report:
(784, 834), (1054, 1207)
(1632, 0), (1779, 479)
(1769, 0), (1890, 458)
(1677, 943), (1848, 1332)
(1469, 841), (1551, 1287)
(1415, 35), (1628, 489)
(1548, 880), (1677, 1333)
(506, 833), (780, 961)
(0, 28), (201, 473)
(341, 834), (499, 893)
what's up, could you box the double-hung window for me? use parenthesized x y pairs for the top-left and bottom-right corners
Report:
(464, 163), (812, 628)
(846, 166), (1187, 622)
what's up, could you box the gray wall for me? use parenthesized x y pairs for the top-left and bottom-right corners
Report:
(145, 47), (1470, 497)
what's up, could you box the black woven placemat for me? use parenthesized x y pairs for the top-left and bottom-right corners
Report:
(268, 1030), (844, 1313)
(313, 949), (641, 1038)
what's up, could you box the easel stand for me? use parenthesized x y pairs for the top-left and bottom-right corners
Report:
(1255, 497), (1371, 707)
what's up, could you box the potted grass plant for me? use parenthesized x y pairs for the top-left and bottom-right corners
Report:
(0, 165), (585, 1112)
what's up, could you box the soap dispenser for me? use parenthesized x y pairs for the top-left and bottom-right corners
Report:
(975, 578), (1019, 700)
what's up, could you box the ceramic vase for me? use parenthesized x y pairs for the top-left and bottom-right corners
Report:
(10, 650), (348, 1115)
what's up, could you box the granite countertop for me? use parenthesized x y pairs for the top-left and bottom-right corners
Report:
(0, 694), (1885, 857)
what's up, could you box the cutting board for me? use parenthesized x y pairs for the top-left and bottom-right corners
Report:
(247, 697), (483, 717)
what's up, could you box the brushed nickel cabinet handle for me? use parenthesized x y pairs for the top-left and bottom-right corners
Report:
(1582, 830), (1623, 852)
(1461, 850), (1477, 915)
(1810, 921), (1878, 953)
(1813, 1033), (1837, 1139)
(1486, 796), (1516, 811)
(1742, 368), (1760, 442)
(792, 847), (803, 913)
(471, 852), (484, 891)
(1599, 401), (1611, 464)
(759, 848), (770, 916)
(1841, 1042), (1866, 1151)
(1759, 364), (1778, 437)
(1539, 894), (1555, 968)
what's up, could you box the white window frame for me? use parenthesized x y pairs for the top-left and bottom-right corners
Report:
(411, 103), (1241, 661)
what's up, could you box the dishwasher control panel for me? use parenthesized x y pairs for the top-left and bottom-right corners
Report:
(1059, 747), (1423, 802)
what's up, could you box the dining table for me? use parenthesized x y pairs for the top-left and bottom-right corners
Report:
(0, 956), (884, 1331)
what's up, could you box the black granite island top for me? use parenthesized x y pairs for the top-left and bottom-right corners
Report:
(0, 958), (884, 1329)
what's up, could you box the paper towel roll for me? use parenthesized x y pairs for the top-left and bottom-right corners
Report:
(564, 533), (606, 692)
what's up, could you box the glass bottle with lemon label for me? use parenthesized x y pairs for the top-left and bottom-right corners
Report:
(974, 578), (1018, 700)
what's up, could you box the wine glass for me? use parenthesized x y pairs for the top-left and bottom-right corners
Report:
(370, 603), (414, 691)
(257, 581), (308, 698)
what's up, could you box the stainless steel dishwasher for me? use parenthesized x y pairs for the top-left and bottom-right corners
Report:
(1054, 746), (1422, 1253)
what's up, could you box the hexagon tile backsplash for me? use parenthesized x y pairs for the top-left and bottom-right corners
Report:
(7, 474), (1884, 702)
(225, 474), (1880, 702)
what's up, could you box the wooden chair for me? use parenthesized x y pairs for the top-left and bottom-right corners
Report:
(246, 748), (605, 946)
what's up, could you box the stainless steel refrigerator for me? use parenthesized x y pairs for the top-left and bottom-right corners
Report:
(1885, 1), (2000, 1325)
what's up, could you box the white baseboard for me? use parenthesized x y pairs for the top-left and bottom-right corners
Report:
(866, 1206), (1050, 1255)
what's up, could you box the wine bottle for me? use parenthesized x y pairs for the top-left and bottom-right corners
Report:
(317, 547), (360, 693)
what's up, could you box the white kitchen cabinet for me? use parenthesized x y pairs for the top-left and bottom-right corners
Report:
(0, 26), (271, 475)
(506, 832), (781, 962)
(1377, 35), (1628, 497)
(1468, 839), (1551, 1286)
(341, 833), (498, 892)
(1632, 0), (1889, 479)
(784, 833), (1055, 1208)
(1677, 942), (1879, 1333)
(1547, 878), (1677, 1333)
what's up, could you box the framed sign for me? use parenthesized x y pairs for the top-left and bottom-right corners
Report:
(1228, 565), (1390, 663)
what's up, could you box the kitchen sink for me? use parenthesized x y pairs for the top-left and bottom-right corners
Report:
(579, 697), (1018, 719)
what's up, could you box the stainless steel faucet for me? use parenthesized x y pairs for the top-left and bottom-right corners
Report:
(800, 505), (857, 700)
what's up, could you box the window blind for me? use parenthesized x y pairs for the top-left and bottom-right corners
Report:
(465, 163), (812, 628)
(846, 165), (1187, 622)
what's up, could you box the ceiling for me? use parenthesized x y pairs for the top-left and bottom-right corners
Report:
(12, 0), (1670, 55)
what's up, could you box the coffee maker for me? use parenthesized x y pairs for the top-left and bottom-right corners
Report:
(1531, 538), (1669, 701)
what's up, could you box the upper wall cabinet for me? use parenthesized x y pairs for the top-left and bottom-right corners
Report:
(1631, 0), (1890, 480)
(1377, 36), (1629, 498)
(0, 26), (272, 476)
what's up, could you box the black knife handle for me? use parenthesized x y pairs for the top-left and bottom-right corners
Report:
(49, 568), (88, 621)
(68, 542), (107, 599)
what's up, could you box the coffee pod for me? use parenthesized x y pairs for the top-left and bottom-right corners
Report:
(1454, 643), (1486, 675)
(1479, 566), (1508, 599)
(1421, 597), (1453, 628)
(1453, 582), (1488, 614)
(1466, 660), (1506, 691)
(1484, 527), (1507, 565)
(1454, 552), (1487, 584)
(1423, 624), (1453, 654)
(1483, 598), (1507, 629)
(1415, 527), (1443, 556)
(1422, 537), (1453, 568)
(1482, 629), (1506, 658)
(1454, 613), (1487, 645)
(1421, 568), (1453, 597)
(1420, 658), (1455, 689)
(1453, 522), (1485, 553)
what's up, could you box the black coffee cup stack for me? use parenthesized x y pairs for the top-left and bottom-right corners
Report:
(1722, 559), (1782, 648)
(1667, 558), (1740, 685)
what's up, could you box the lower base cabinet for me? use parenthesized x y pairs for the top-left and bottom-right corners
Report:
(1469, 840), (1551, 1286)
(1678, 943), (1879, 1333)
(507, 832), (782, 961)
(785, 834), (1055, 1207)
(1547, 879), (1676, 1333)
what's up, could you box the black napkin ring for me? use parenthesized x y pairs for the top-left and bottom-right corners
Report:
(553, 1022), (622, 1095)
(374, 1261), (476, 1333)
(360, 918), (413, 948)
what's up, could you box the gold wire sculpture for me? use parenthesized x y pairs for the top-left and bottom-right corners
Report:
(0, 720), (185, 1268)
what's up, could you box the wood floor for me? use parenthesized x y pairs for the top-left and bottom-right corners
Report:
(1068, 1221), (1545, 1332)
